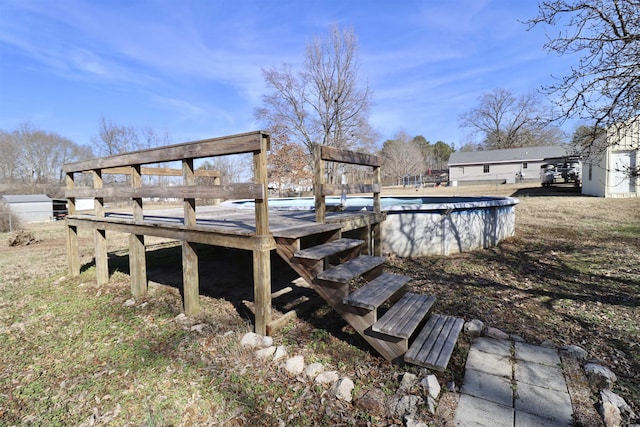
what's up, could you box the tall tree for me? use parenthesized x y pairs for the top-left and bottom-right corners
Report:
(432, 141), (456, 170)
(256, 25), (377, 182)
(459, 88), (563, 149)
(527, 0), (640, 176)
(380, 131), (425, 185)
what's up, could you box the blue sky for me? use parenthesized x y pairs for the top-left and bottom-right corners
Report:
(0, 0), (578, 150)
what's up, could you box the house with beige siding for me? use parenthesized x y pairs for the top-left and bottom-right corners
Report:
(448, 146), (568, 185)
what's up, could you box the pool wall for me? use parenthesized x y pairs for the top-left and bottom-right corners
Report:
(381, 200), (517, 257)
(221, 196), (519, 257)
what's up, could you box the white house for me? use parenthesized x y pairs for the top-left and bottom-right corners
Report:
(582, 122), (639, 198)
(0, 194), (53, 223)
(448, 146), (568, 184)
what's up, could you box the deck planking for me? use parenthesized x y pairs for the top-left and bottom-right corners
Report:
(67, 205), (381, 241)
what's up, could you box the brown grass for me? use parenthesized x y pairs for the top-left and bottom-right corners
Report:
(0, 183), (638, 425)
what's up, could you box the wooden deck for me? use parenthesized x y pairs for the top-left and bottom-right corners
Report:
(63, 131), (463, 370)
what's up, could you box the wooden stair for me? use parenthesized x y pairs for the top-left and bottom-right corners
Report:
(275, 224), (463, 371)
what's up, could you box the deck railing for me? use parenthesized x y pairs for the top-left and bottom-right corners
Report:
(63, 131), (273, 331)
(313, 143), (382, 254)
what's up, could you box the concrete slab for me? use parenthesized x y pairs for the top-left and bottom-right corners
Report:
(515, 382), (573, 426)
(460, 368), (513, 407)
(515, 410), (573, 427)
(472, 337), (512, 357)
(454, 393), (514, 427)
(514, 342), (560, 366)
(515, 359), (568, 392)
(466, 347), (512, 378)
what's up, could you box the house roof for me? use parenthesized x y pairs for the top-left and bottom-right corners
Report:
(1, 194), (52, 203)
(448, 146), (568, 166)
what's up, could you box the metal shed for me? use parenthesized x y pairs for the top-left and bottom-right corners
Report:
(1, 194), (53, 223)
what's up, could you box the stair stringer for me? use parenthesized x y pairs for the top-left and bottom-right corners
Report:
(275, 235), (409, 361)
(311, 279), (408, 363)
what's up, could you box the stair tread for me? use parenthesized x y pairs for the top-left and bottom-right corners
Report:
(275, 222), (343, 239)
(315, 255), (385, 284)
(405, 314), (464, 372)
(294, 238), (364, 260)
(343, 273), (411, 310)
(372, 293), (436, 339)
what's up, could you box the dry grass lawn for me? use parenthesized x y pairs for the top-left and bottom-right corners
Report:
(0, 182), (638, 425)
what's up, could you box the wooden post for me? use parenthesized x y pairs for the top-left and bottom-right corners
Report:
(253, 134), (271, 335)
(372, 165), (382, 256)
(65, 172), (80, 276)
(93, 169), (109, 285)
(212, 175), (221, 206)
(314, 144), (325, 223)
(182, 158), (199, 316)
(373, 165), (381, 216)
(129, 165), (147, 297)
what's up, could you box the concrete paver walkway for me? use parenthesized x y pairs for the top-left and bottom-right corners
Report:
(453, 337), (574, 426)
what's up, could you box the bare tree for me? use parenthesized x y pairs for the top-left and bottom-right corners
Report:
(526, 0), (640, 175)
(527, 1), (639, 131)
(256, 25), (377, 182)
(459, 88), (563, 150)
(0, 123), (92, 192)
(268, 133), (312, 197)
(380, 131), (425, 185)
(92, 115), (168, 157)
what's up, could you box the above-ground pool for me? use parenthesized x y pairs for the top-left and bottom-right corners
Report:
(222, 196), (519, 257)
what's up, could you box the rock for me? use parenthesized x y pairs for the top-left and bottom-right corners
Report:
(464, 319), (483, 337)
(255, 346), (276, 359)
(540, 339), (556, 348)
(601, 400), (622, 427)
(261, 335), (273, 347)
(387, 394), (423, 418)
(405, 413), (429, 427)
(426, 395), (437, 415)
(446, 381), (457, 392)
(273, 345), (287, 361)
(304, 362), (324, 380)
(240, 332), (262, 348)
(584, 363), (617, 391)
(285, 355), (304, 375)
(601, 389), (636, 417)
(562, 344), (588, 360)
(510, 334), (525, 342)
(420, 374), (441, 399)
(354, 388), (386, 414)
(315, 370), (339, 385)
(400, 372), (418, 391)
(333, 377), (354, 402)
(123, 298), (136, 307)
(483, 326), (509, 340)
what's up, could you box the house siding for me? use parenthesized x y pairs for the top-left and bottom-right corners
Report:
(582, 121), (639, 198)
(448, 146), (566, 184)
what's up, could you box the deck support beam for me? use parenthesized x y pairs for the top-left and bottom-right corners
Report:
(253, 133), (272, 334)
(182, 159), (200, 316)
(65, 172), (80, 276)
(130, 165), (147, 297)
(93, 169), (109, 285)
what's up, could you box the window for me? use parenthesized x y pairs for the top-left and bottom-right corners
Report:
(588, 164), (593, 181)
(483, 164), (490, 173)
(459, 166), (464, 174)
(522, 162), (528, 169)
